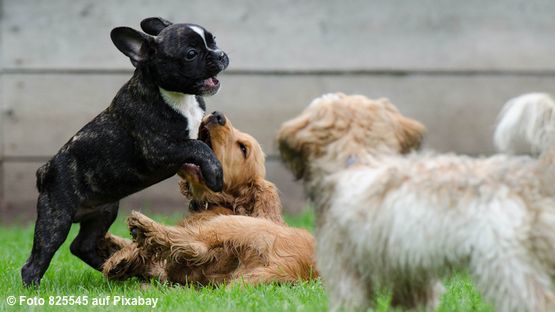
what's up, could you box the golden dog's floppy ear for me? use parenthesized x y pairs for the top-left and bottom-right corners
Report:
(396, 115), (426, 153)
(250, 179), (285, 224)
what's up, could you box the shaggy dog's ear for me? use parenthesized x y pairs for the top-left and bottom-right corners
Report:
(396, 116), (425, 153)
(278, 139), (307, 180)
(251, 179), (285, 224)
(277, 115), (311, 180)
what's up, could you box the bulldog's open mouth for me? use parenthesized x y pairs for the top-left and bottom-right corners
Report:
(204, 77), (219, 88)
(200, 76), (220, 94)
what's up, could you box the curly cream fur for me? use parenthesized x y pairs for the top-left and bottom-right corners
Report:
(278, 93), (555, 312)
(494, 93), (555, 156)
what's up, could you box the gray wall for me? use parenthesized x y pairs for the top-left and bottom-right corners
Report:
(2, 0), (555, 222)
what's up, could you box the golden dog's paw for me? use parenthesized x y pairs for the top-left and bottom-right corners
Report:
(102, 242), (148, 281)
(103, 253), (134, 280)
(126, 211), (172, 259)
(127, 211), (155, 245)
(102, 259), (128, 280)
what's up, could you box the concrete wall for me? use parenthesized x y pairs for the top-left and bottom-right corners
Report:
(2, 0), (555, 222)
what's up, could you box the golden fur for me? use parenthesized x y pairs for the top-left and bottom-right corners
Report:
(179, 115), (284, 224)
(102, 113), (316, 285)
(278, 93), (555, 311)
(125, 210), (317, 285)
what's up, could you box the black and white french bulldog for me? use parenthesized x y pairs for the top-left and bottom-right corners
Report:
(21, 17), (229, 287)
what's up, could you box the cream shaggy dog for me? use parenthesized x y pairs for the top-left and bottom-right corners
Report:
(277, 93), (555, 312)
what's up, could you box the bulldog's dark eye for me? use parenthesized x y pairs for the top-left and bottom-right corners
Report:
(238, 142), (248, 158)
(186, 49), (198, 60)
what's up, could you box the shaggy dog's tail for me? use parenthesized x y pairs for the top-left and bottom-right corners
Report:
(494, 93), (555, 156)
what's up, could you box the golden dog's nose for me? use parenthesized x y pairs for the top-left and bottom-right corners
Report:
(208, 111), (226, 126)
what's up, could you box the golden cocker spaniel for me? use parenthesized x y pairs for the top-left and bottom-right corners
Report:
(102, 112), (317, 285)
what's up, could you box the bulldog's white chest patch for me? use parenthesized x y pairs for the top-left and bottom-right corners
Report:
(159, 88), (204, 139)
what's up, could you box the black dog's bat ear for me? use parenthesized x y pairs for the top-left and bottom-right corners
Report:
(110, 27), (153, 67)
(140, 17), (173, 36)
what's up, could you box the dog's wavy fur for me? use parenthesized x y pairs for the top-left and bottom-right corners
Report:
(124, 210), (317, 285)
(102, 114), (316, 285)
(278, 93), (555, 312)
(494, 93), (555, 156)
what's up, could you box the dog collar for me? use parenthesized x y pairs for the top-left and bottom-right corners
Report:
(189, 200), (209, 212)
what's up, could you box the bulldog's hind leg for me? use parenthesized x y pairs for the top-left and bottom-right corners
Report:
(21, 192), (74, 286)
(70, 202), (119, 270)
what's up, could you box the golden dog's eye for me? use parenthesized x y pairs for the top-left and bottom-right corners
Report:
(238, 142), (248, 158)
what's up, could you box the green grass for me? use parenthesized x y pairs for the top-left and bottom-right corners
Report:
(0, 210), (491, 311)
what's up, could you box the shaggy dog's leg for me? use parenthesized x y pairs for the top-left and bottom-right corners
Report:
(470, 252), (555, 312)
(21, 193), (74, 286)
(325, 268), (372, 312)
(70, 201), (119, 270)
(318, 225), (372, 311)
(390, 279), (444, 310)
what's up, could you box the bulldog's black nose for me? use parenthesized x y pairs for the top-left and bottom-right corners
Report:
(217, 51), (226, 61)
(217, 51), (229, 70)
(209, 111), (226, 126)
